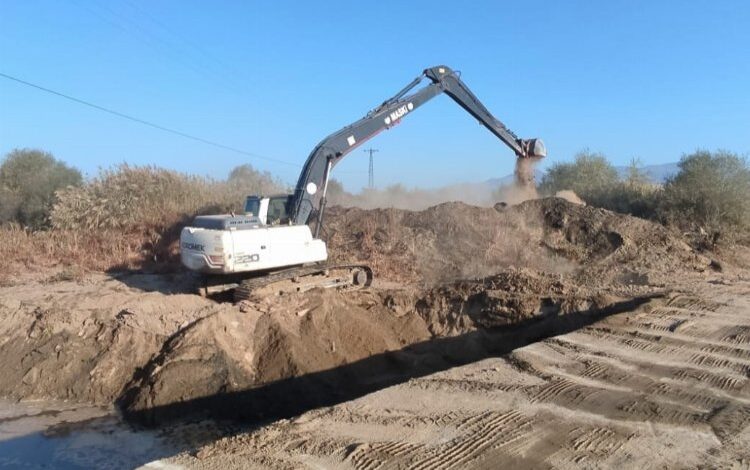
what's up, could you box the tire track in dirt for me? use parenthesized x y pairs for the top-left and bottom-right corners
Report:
(666, 295), (727, 312)
(407, 410), (535, 470)
(566, 427), (632, 463)
(340, 285), (750, 468)
(342, 409), (537, 470)
(347, 440), (426, 470)
(172, 281), (750, 469)
(547, 333), (750, 403)
(563, 328), (750, 378)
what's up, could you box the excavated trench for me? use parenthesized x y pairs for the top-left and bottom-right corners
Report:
(117, 270), (665, 425)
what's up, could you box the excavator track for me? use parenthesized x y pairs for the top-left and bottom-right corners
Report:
(233, 264), (373, 303)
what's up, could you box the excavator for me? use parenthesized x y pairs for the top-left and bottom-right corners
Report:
(180, 65), (546, 301)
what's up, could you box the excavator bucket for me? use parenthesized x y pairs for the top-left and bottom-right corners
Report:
(524, 138), (547, 159)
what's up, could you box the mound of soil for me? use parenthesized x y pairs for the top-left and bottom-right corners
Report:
(414, 270), (610, 335)
(118, 269), (620, 424)
(325, 198), (712, 286)
(0, 274), (229, 404)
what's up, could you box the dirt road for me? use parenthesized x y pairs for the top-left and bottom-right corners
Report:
(167, 278), (750, 469)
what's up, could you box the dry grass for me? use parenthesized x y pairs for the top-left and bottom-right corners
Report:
(0, 164), (288, 280)
(0, 224), (181, 279)
(52, 165), (231, 230)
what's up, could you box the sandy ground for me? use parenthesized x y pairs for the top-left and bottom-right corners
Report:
(2, 198), (749, 468)
(166, 276), (750, 469)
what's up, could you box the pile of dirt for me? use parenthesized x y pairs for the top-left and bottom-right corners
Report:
(118, 269), (622, 424)
(118, 287), (429, 423)
(0, 273), (229, 404)
(413, 270), (612, 335)
(325, 197), (714, 286)
(2, 267), (606, 420)
(325, 200), (562, 283)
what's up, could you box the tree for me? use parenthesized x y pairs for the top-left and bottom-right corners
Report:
(227, 163), (286, 195)
(539, 150), (619, 200)
(659, 150), (750, 238)
(0, 149), (82, 228)
(624, 157), (650, 187)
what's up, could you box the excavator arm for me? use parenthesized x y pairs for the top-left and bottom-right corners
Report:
(291, 65), (546, 227)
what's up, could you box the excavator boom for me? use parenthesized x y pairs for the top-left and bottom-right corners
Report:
(291, 65), (545, 227)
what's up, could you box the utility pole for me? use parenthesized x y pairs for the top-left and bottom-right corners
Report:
(363, 147), (379, 189)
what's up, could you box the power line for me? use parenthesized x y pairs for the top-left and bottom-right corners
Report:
(121, 0), (248, 90)
(363, 147), (379, 188)
(0, 71), (299, 167)
(70, 0), (231, 90)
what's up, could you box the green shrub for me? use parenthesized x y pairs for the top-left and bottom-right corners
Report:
(539, 151), (657, 216)
(587, 181), (661, 219)
(539, 151), (619, 200)
(540, 149), (750, 245)
(0, 149), (82, 228)
(658, 150), (750, 240)
(622, 158), (651, 187)
(0, 187), (22, 224)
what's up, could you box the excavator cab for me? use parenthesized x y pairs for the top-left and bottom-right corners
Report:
(244, 195), (294, 225)
(266, 195), (293, 225)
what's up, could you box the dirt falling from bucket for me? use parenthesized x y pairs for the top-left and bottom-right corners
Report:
(514, 157), (539, 192)
(494, 157), (540, 205)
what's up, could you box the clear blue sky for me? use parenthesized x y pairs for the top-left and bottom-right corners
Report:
(1, 1), (748, 190)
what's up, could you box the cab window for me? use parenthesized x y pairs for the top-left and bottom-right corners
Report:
(266, 195), (292, 225)
(244, 197), (261, 216)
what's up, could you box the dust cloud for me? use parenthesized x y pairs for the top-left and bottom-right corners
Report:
(495, 157), (541, 205)
(329, 157), (543, 210)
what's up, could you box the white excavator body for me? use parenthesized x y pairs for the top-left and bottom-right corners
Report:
(180, 195), (327, 275)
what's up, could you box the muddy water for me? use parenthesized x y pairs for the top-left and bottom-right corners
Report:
(0, 400), (195, 469)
